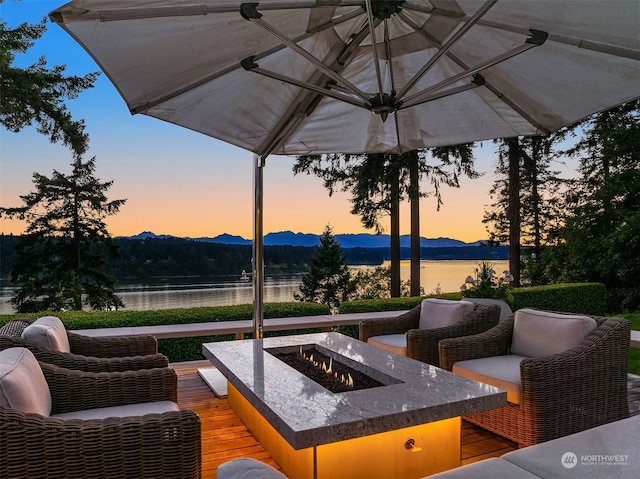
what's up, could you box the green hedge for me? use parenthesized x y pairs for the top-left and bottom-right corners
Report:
(338, 283), (607, 316)
(0, 302), (330, 362)
(0, 284), (608, 362)
(338, 292), (461, 314)
(510, 283), (607, 315)
(0, 302), (329, 329)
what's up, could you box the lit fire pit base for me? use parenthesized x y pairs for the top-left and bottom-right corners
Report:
(203, 333), (506, 479)
(229, 383), (460, 478)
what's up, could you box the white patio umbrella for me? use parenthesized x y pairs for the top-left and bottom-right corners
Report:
(50, 0), (640, 337)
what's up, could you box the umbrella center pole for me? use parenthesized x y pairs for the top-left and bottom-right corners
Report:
(252, 154), (266, 339)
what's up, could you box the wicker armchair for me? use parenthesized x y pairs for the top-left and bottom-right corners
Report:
(0, 348), (201, 479)
(439, 311), (630, 447)
(359, 301), (500, 367)
(0, 317), (169, 372)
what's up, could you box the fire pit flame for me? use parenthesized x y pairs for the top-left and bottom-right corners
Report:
(300, 346), (354, 388)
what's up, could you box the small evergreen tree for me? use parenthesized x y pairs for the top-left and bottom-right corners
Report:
(1, 156), (126, 312)
(294, 225), (354, 313)
(294, 147), (478, 297)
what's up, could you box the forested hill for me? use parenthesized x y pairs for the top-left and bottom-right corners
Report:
(0, 235), (507, 281)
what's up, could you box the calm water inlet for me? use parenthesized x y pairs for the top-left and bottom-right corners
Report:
(0, 260), (508, 314)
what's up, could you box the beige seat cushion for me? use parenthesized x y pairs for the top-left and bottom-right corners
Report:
(367, 334), (407, 356)
(511, 309), (597, 358)
(21, 316), (71, 353)
(0, 347), (52, 416)
(419, 299), (475, 330)
(453, 355), (528, 404)
(52, 400), (179, 420)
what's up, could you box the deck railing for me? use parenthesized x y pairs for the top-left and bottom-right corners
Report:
(70, 310), (406, 341)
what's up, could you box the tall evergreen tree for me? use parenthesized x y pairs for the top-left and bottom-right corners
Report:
(545, 101), (640, 310)
(483, 135), (567, 285)
(294, 225), (354, 314)
(1, 18), (98, 155)
(1, 156), (126, 312)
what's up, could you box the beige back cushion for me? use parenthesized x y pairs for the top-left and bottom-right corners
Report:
(419, 299), (475, 330)
(0, 347), (52, 416)
(511, 309), (597, 358)
(21, 316), (71, 353)
(463, 298), (513, 322)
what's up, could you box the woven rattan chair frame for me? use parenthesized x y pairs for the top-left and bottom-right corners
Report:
(0, 318), (168, 372)
(359, 302), (501, 367)
(0, 361), (201, 479)
(439, 313), (631, 447)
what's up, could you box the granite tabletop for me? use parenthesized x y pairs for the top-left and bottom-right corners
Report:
(203, 332), (506, 449)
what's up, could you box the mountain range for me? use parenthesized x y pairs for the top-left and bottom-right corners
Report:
(126, 231), (484, 249)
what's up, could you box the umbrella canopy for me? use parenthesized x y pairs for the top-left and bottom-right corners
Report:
(50, 0), (639, 155)
(50, 0), (640, 334)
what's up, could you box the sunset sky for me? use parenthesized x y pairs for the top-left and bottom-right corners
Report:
(1, 1), (579, 243)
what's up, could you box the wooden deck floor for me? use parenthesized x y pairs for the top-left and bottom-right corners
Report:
(174, 361), (517, 478)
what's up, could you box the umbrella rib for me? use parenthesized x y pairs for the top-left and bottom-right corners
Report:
(125, 7), (364, 113)
(258, 113), (307, 159)
(51, 4), (238, 22)
(253, 38), (367, 157)
(443, 52), (552, 135)
(241, 59), (369, 109)
(402, 30), (548, 107)
(470, 18), (640, 62)
(242, 1), (365, 13)
(392, 110), (403, 154)
(404, 3), (640, 61)
(396, 0), (497, 101)
(52, 2), (365, 22)
(480, 82), (553, 135)
(251, 6), (387, 157)
(384, 20), (397, 95)
(364, 0), (385, 103)
(243, 6), (370, 102)
(400, 79), (484, 109)
(401, 2), (466, 19)
(401, 19), (553, 134)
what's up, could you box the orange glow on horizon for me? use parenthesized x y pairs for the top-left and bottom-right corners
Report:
(1, 191), (490, 243)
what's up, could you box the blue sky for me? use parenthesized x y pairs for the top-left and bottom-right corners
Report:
(1, 1), (581, 241)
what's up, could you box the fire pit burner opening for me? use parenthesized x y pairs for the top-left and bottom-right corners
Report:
(266, 344), (403, 393)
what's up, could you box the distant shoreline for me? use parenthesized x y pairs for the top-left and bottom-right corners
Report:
(0, 234), (508, 283)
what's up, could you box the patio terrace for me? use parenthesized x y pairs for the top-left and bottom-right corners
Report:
(174, 360), (640, 478)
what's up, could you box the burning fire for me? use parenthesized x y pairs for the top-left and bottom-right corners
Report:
(300, 346), (354, 388)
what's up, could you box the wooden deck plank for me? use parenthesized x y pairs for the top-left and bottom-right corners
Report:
(174, 361), (517, 478)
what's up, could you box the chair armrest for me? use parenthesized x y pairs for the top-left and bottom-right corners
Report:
(438, 317), (514, 371)
(406, 304), (501, 366)
(42, 364), (178, 414)
(405, 328), (444, 366)
(0, 408), (201, 479)
(1, 336), (168, 372)
(53, 352), (169, 373)
(0, 318), (34, 336)
(68, 331), (159, 357)
(359, 305), (420, 342)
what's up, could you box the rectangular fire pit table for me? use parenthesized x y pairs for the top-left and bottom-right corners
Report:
(203, 332), (506, 479)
